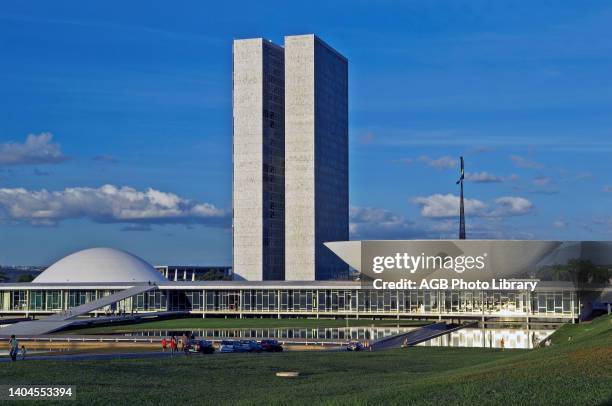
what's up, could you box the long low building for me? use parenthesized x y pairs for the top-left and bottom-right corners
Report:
(1, 246), (608, 324)
(0, 280), (580, 322)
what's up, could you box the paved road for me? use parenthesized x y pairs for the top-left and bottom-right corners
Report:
(0, 351), (189, 362)
(0, 347), (339, 362)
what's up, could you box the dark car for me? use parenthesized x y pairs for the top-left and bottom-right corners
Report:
(193, 339), (215, 354)
(347, 342), (363, 351)
(260, 339), (283, 352)
(220, 340), (239, 353)
(238, 340), (262, 353)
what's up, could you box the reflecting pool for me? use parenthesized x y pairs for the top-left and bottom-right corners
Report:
(119, 326), (418, 341)
(417, 328), (555, 349)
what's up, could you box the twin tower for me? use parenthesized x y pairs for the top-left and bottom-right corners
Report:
(233, 34), (349, 281)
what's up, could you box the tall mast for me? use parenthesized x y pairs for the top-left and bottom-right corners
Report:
(457, 156), (466, 239)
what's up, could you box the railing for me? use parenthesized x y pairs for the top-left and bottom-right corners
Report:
(13, 335), (351, 347)
(1, 308), (576, 318)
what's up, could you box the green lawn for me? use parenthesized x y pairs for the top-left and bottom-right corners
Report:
(2, 315), (610, 405)
(62, 316), (431, 334)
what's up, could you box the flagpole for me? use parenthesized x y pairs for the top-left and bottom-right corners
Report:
(458, 156), (466, 239)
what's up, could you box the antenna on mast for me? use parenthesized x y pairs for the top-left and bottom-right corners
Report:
(456, 156), (466, 239)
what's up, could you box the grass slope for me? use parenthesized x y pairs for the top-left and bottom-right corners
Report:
(2, 315), (610, 405)
(63, 317), (430, 334)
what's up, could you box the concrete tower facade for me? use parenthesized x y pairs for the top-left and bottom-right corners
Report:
(284, 34), (349, 280)
(232, 38), (285, 281)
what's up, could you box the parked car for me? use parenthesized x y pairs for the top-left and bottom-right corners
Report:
(260, 339), (283, 352)
(192, 339), (215, 354)
(238, 340), (262, 353)
(347, 342), (363, 351)
(220, 340), (238, 353)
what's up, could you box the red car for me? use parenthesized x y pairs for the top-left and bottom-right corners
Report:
(260, 339), (283, 352)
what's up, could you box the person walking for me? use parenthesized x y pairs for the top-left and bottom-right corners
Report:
(170, 336), (177, 357)
(500, 337), (505, 351)
(181, 333), (189, 355)
(161, 337), (168, 352)
(8, 335), (18, 361)
(20, 345), (27, 360)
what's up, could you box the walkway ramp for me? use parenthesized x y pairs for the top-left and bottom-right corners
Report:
(371, 321), (478, 351)
(44, 284), (157, 321)
(0, 284), (156, 337)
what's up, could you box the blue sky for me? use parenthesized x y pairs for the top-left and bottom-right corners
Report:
(1, 1), (612, 265)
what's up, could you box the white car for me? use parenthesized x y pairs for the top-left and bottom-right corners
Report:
(219, 340), (237, 353)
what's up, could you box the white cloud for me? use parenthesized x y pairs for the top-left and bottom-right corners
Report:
(412, 194), (533, 218)
(465, 171), (503, 183)
(349, 204), (539, 240)
(494, 196), (533, 215)
(418, 155), (458, 170)
(349, 206), (422, 239)
(552, 220), (567, 229)
(411, 194), (487, 218)
(510, 155), (543, 169)
(0, 133), (67, 166)
(0, 184), (227, 227)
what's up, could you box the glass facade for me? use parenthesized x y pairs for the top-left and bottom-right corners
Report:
(0, 287), (578, 319)
(313, 37), (349, 280)
(261, 40), (285, 281)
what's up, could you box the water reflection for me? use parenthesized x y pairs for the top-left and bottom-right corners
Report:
(417, 328), (555, 349)
(0, 349), (63, 356)
(120, 326), (418, 341)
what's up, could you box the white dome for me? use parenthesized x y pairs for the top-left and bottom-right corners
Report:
(34, 247), (166, 284)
